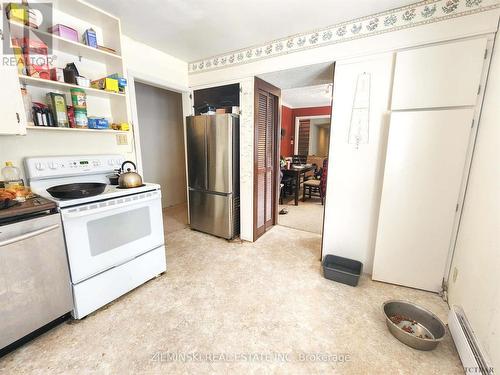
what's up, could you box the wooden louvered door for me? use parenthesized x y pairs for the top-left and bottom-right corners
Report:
(254, 78), (280, 240)
(297, 120), (311, 155)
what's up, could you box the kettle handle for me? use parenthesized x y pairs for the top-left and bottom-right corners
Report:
(121, 160), (137, 172)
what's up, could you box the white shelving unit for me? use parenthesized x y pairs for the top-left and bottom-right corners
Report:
(1, 0), (130, 134)
(19, 75), (126, 98)
(26, 124), (129, 134)
(9, 21), (122, 63)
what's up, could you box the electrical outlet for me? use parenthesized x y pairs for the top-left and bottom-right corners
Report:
(452, 267), (458, 283)
(116, 134), (128, 145)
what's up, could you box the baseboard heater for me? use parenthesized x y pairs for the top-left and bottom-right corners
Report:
(448, 306), (493, 374)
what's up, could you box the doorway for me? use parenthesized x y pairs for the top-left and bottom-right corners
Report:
(133, 81), (188, 234)
(253, 78), (280, 241)
(258, 63), (334, 241)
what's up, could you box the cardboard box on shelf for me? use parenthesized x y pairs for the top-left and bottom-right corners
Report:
(22, 38), (49, 80)
(91, 77), (119, 93)
(48, 24), (79, 42)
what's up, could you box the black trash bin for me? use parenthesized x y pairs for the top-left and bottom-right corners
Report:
(322, 254), (362, 287)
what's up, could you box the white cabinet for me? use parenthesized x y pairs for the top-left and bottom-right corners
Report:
(392, 38), (487, 109)
(0, 41), (27, 135)
(372, 109), (474, 292)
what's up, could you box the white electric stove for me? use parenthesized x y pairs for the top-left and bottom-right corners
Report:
(25, 154), (167, 319)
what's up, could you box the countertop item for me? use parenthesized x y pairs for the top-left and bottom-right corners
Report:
(47, 182), (107, 199)
(383, 300), (446, 351)
(107, 172), (120, 185)
(0, 196), (55, 223)
(0, 203), (73, 353)
(1, 161), (24, 190)
(0, 199), (19, 211)
(118, 161), (143, 188)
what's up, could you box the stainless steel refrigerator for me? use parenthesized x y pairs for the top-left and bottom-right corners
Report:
(186, 114), (240, 239)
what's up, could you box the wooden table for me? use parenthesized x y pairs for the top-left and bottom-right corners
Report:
(282, 164), (315, 206)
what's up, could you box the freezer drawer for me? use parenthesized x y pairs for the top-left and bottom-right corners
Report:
(189, 189), (235, 239)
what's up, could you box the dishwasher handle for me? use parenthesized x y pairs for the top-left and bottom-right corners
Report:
(0, 224), (60, 247)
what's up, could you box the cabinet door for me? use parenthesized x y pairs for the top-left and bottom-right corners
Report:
(392, 38), (487, 109)
(372, 109), (473, 292)
(0, 36), (27, 135)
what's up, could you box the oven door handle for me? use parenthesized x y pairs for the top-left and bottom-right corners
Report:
(61, 194), (160, 219)
(0, 224), (60, 247)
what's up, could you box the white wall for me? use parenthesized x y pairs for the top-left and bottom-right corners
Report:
(121, 35), (188, 90)
(447, 32), (500, 370)
(317, 126), (330, 156)
(322, 54), (393, 273)
(0, 131), (134, 180)
(308, 120), (330, 156)
(134, 82), (186, 208)
(308, 122), (319, 156)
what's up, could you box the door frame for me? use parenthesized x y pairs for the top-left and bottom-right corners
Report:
(253, 77), (281, 241)
(294, 115), (331, 155)
(320, 62), (336, 261)
(127, 70), (191, 219)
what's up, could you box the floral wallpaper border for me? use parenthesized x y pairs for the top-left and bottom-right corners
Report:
(189, 0), (499, 74)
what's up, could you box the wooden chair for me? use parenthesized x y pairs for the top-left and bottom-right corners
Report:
(302, 158), (328, 205)
(292, 155), (307, 165)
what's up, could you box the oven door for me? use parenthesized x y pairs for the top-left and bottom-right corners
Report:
(60, 189), (164, 284)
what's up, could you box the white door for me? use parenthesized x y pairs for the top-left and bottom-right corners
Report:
(0, 32), (27, 135)
(372, 109), (474, 292)
(392, 38), (487, 110)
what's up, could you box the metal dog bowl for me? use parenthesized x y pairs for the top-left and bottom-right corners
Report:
(383, 300), (446, 351)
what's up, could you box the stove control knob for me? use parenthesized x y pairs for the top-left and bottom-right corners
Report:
(108, 160), (114, 166)
(35, 162), (46, 171)
(49, 162), (58, 170)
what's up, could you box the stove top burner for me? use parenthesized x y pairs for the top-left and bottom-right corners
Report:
(115, 184), (146, 189)
(47, 183), (107, 199)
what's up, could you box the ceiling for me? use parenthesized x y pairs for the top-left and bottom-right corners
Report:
(282, 84), (333, 109)
(260, 63), (334, 108)
(258, 62), (334, 90)
(87, 0), (417, 62)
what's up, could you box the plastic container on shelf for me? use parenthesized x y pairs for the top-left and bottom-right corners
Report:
(1, 162), (24, 190)
(74, 109), (88, 128)
(21, 87), (33, 123)
(70, 88), (87, 110)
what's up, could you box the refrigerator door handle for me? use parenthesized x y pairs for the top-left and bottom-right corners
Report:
(205, 117), (209, 190)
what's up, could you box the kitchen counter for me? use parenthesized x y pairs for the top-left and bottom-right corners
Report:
(0, 196), (57, 224)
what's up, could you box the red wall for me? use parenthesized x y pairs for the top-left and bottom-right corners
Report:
(280, 106), (294, 157)
(280, 105), (332, 157)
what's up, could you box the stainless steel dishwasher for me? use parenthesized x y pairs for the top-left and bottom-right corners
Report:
(0, 199), (73, 351)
